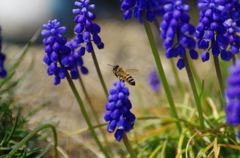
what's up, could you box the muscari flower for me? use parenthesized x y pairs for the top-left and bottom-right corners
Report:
(120, 0), (165, 22)
(104, 81), (136, 141)
(42, 19), (86, 85)
(223, 19), (240, 56)
(66, 40), (89, 78)
(225, 59), (240, 127)
(159, 0), (198, 69)
(72, 0), (104, 52)
(148, 68), (160, 92)
(195, 0), (240, 62)
(0, 27), (7, 78)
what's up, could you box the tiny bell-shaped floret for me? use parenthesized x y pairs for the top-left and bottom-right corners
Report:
(201, 51), (210, 62)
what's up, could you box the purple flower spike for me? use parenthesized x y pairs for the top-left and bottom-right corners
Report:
(224, 18), (240, 56)
(73, 0), (104, 52)
(41, 19), (72, 85)
(104, 81), (136, 141)
(225, 59), (240, 126)
(159, 0), (197, 69)
(195, 0), (240, 62)
(41, 19), (89, 85)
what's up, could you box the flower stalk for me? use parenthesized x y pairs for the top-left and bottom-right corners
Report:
(169, 58), (184, 97)
(123, 133), (137, 158)
(65, 70), (110, 158)
(91, 47), (108, 98)
(213, 56), (225, 108)
(183, 55), (205, 129)
(77, 72), (113, 156)
(143, 18), (182, 133)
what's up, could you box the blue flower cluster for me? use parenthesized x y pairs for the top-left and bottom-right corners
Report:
(225, 59), (240, 125)
(42, 19), (87, 85)
(0, 27), (7, 78)
(159, 0), (198, 69)
(148, 68), (160, 92)
(195, 0), (240, 62)
(120, 0), (165, 22)
(72, 0), (104, 52)
(66, 40), (89, 78)
(104, 81), (136, 141)
(224, 19), (240, 55)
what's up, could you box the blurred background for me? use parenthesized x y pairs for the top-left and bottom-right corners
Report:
(0, 0), (120, 43)
(0, 0), (214, 157)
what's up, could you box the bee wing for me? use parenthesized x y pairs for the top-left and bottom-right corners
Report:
(125, 69), (139, 73)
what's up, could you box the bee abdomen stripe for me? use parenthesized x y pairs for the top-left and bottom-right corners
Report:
(128, 78), (134, 81)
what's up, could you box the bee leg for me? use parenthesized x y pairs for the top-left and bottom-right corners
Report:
(119, 78), (125, 82)
(113, 71), (118, 78)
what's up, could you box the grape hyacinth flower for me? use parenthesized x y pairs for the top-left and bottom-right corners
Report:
(120, 0), (165, 22)
(148, 68), (160, 92)
(66, 40), (89, 78)
(218, 1), (240, 57)
(225, 59), (240, 125)
(104, 81), (136, 141)
(0, 27), (7, 78)
(42, 19), (84, 85)
(72, 0), (104, 52)
(159, 0), (198, 69)
(195, 0), (235, 62)
(224, 18), (240, 56)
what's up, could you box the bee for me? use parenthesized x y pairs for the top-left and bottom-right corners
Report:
(108, 64), (138, 86)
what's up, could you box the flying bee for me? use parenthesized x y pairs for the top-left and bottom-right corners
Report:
(108, 64), (138, 86)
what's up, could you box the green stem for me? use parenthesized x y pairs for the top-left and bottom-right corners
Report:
(154, 19), (184, 99)
(122, 133), (137, 158)
(77, 73), (113, 156)
(7, 124), (58, 158)
(169, 58), (184, 97)
(183, 55), (204, 129)
(213, 56), (225, 109)
(188, 57), (201, 89)
(91, 47), (108, 98)
(143, 18), (182, 133)
(65, 71), (110, 158)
